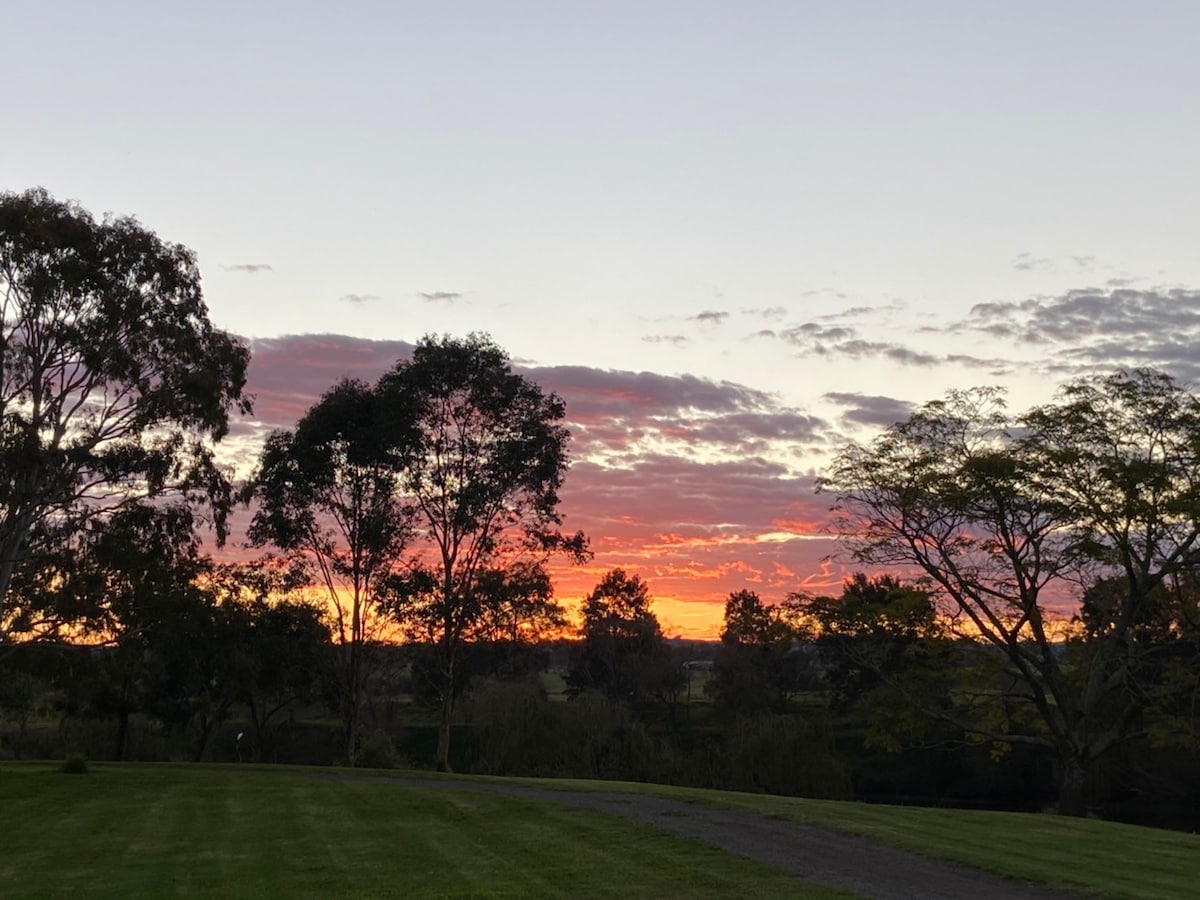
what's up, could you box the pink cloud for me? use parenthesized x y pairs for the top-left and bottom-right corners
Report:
(242, 334), (414, 431)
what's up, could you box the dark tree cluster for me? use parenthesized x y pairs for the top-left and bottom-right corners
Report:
(569, 569), (682, 709)
(247, 332), (586, 770)
(0, 188), (250, 638)
(0, 190), (587, 770)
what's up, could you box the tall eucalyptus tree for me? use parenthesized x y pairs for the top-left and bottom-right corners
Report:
(0, 188), (250, 635)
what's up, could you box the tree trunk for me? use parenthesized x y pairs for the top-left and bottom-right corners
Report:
(0, 544), (18, 624)
(248, 698), (270, 763)
(1057, 755), (1090, 817)
(114, 710), (129, 761)
(0, 509), (36, 625)
(193, 714), (212, 763)
(435, 660), (455, 772)
(345, 640), (360, 767)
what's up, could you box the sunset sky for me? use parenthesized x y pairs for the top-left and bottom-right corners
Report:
(7, 2), (1200, 636)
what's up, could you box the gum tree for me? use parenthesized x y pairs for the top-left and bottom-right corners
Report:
(820, 369), (1200, 815)
(0, 188), (250, 634)
(247, 378), (410, 765)
(378, 334), (586, 771)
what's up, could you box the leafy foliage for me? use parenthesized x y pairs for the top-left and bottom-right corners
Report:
(377, 334), (585, 769)
(709, 590), (814, 716)
(794, 575), (943, 712)
(207, 563), (333, 763)
(821, 368), (1200, 814)
(0, 188), (251, 631)
(247, 378), (410, 764)
(571, 569), (682, 709)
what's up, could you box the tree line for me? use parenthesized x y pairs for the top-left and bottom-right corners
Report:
(2, 188), (1199, 824)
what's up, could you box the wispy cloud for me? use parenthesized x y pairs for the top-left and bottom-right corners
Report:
(1013, 253), (1052, 272)
(690, 310), (730, 324)
(1012, 252), (1098, 273)
(858, 343), (939, 366)
(419, 291), (463, 303)
(818, 304), (883, 319)
(340, 293), (381, 304)
(768, 322), (938, 366)
(967, 288), (1200, 342)
(801, 288), (849, 301)
(741, 306), (788, 319)
(222, 263), (273, 274)
(956, 288), (1200, 379)
(779, 323), (856, 345)
(945, 353), (1017, 373)
(643, 334), (689, 345)
(823, 392), (914, 428)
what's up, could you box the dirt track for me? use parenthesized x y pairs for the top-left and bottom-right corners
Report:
(376, 776), (1084, 899)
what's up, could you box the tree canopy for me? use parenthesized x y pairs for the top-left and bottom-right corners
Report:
(571, 569), (680, 708)
(820, 368), (1200, 814)
(246, 377), (410, 764)
(709, 589), (814, 717)
(0, 188), (251, 633)
(376, 334), (586, 770)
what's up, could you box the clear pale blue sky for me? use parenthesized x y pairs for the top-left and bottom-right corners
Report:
(7, 1), (1200, 631)
(9, 2), (1199, 392)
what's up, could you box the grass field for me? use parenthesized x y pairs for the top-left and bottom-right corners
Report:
(3, 762), (1198, 898)
(0, 763), (846, 899)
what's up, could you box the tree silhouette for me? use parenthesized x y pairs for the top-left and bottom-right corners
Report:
(0, 188), (250, 634)
(821, 369), (1200, 815)
(378, 334), (585, 771)
(247, 378), (410, 765)
(571, 569), (680, 709)
(710, 589), (809, 716)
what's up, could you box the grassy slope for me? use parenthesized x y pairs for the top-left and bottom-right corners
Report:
(0, 763), (847, 900)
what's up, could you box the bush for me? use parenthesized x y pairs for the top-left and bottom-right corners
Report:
(357, 728), (402, 769)
(467, 677), (557, 775)
(720, 713), (852, 799)
(59, 754), (88, 774)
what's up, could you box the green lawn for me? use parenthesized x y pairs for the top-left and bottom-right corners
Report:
(0, 763), (846, 899)
(5, 762), (1198, 899)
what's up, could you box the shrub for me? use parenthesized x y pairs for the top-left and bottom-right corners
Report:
(358, 729), (402, 769)
(60, 755), (89, 775)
